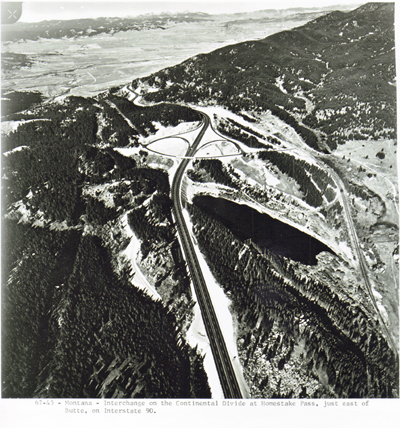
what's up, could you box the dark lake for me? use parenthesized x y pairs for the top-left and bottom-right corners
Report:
(193, 195), (334, 265)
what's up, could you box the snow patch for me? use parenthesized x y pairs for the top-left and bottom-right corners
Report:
(147, 137), (189, 157)
(196, 140), (239, 157)
(377, 301), (389, 324)
(83, 183), (116, 208)
(185, 301), (224, 399)
(119, 214), (162, 301)
(1, 118), (52, 136)
(115, 146), (142, 157)
(338, 240), (355, 261)
(275, 76), (287, 94)
(3, 145), (29, 157)
(182, 209), (250, 398)
(139, 120), (201, 147)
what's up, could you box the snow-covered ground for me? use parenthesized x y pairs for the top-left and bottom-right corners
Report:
(1, 118), (52, 135)
(2, 145), (29, 157)
(338, 240), (356, 262)
(196, 140), (240, 157)
(83, 182), (116, 208)
(114, 146), (142, 157)
(182, 209), (251, 398)
(139, 121), (201, 146)
(119, 211), (239, 396)
(185, 297), (225, 398)
(119, 214), (162, 301)
(146, 137), (189, 157)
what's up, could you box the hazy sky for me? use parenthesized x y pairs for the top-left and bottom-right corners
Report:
(18, 1), (362, 22)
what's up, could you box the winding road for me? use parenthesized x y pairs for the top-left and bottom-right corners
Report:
(117, 85), (244, 397)
(126, 84), (397, 392)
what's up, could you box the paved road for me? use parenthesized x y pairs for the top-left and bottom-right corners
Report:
(325, 165), (397, 352)
(127, 83), (397, 378)
(125, 86), (242, 396)
(314, 154), (396, 353)
(172, 113), (243, 398)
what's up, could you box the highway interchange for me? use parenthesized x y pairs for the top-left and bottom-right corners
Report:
(171, 113), (243, 398)
(125, 85), (397, 396)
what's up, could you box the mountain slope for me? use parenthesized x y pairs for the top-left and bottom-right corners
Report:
(130, 1), (398, 398)
(1, 94), (210, 398)
(2, 2), (397, 399)
(139, 2), (395, 151)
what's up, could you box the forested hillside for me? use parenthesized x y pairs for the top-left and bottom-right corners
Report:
(2, 92), (210, 398)
(137, 3), (395, 151)
(188, 198), (398, 398)
(2, 1), (397, 400)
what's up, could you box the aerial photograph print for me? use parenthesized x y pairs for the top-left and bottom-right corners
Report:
(1, 0), (398, 403)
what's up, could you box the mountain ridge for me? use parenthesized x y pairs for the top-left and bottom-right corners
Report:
(138, 2), (395, 151)
(1, 5), (357, 42)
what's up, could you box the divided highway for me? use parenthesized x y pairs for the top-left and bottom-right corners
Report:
(171, 113), (243, 398)
(128, 85), (397, 392)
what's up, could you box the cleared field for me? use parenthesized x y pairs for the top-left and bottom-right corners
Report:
(147, 137), (189, 157)
(196, 140), (240, 157)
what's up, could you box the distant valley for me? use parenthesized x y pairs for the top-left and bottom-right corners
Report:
(2, 5), (358, 100)
(1, 2), (398, 400)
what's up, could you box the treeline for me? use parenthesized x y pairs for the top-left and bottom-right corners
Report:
(268, 106), (322, 152)
(187, 201), (398, 398)
(348, 181), (384, 204)
(188, 159), (240, 189)
(238, 112), (257, 123)
(128, 203), (174, 257)
(258, 150), (336, 207)
(127, 170), (174, 258)
(83, 153), (169, 226)
(217, 117), (272, 149)
(322, 156), (385, 208)
(98, 100), (136, 147)
(94, 93), (201, 147)
(84, 145), (167, 188)
(226, 118), (265, 140)
(105, 93), (201, 135)
(1, 90), (44, 118)
(187, 159), (274, 208)
(143, 67), (324, 153)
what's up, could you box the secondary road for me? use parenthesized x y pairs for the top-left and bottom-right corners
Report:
(128, 83), (397, 376)
(324, 165), (397, 352)
(172, 113), (243, 398)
